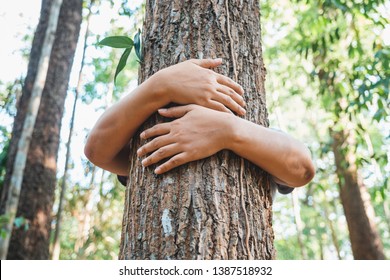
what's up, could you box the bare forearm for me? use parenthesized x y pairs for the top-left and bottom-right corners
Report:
(84, 75), (166, 175)
(229, 117), (315, 187)
(84, 59), (247, 176)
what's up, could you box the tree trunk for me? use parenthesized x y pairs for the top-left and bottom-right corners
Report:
(119, 0), (274, 260)
(0, 0), (63, 260)
(0, 0), (82, 259)
(332, 128), (386, 260)
(291, 191), (307, 259)
(75, 165), (96, 255)
(51, 0), (94, 260)
(322, 203), (342, 260)
(383, 201), (390, 236)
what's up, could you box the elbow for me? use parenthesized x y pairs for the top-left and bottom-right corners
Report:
(286, 152), (316, 187)
(295, 156), (315, 187)
(84, 136), (103, 166)
(302, 160), (315, 185)
(84, 140), (96, 164)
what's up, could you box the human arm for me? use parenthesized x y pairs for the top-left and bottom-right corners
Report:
(84, 59), (246, 175)
(137, 105), (315, 187)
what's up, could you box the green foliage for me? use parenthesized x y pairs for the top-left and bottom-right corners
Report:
(98, 30), (142, 84)
(0, 78), (22, 190)
(0, 126), (10, 190)
(56, 173), (125, 260)
(114, 47), (132, 83)
(0, 78), (22, 118)
(99, 35), (133, 48)
(0, 214), (30, 239)
(263, 0), (389, 259)
(98, 36), (134, 83)
(134, 29), (143, 62)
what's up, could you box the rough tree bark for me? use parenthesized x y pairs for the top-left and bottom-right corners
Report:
(119, 0), (275, 260)
(0, 0), (82, 259)
(332, 128), (386, 260)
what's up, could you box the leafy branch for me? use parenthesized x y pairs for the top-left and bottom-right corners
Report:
(98, 29), (143, 84)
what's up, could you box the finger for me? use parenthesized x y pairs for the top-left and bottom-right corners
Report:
(141, 123), (171, 139)
(212, 92), (246, 116)
(137, 134), (173, 157)
(158, 105), (194, 118)
(141, 143), (181, 167)
(154, 152), (189, 174)
(207, 100), (232, 114)
(216, 74), (244, 95)
(190, 58), (223, 68)
(217, 84), (246, 108)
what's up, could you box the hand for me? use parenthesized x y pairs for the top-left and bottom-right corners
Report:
(154, 58), (246, 115)
(137, 105), (234, 174)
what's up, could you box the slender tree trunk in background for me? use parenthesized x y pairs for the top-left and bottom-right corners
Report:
(318, 234), (324, 260)
(120, 0), (274, 260)
(323, 204), (342, 260)
(75, 165), (96, 254)
(0, 0), (63, 260)
(291, 191), (307, 259)
(51, 0), (94, 260)
(332, 128), (386, 260)
(383, 201), (390, 236)
(0, 0), (82, 259)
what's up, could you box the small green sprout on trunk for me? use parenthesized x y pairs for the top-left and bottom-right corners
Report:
(98, 29), (143, 84)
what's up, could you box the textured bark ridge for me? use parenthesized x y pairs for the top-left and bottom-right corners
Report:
(0, 0), (82, 259)
(120, 0), (275, 260)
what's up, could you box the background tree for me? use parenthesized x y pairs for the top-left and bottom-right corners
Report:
(291, 0), (387, 260)
(119, 0), (274, 260)
(0, 0), (64, 260)
(51, 0), (96, 260)
(262, 0), (389, 259)
(0, 0), (82, 259)
(50, 1), (140, 259)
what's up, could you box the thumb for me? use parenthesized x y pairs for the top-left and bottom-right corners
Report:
(158, 105), (194, 118)
(191, 58), (222, 68)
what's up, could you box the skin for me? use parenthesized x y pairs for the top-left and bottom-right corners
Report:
(84, 58), (245, 174)
(138, 105), (315, 187)
(84, 58), (315, 188)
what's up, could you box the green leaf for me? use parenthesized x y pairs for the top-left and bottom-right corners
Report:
(134, 29), (143, 62)
(98, 36), (134, 49)
(114, 47), (132, 84)
(373, 109), (384, 122)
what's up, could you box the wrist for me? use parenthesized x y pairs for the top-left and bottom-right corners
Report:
(148, 69), (171, 105)
(225, 114), (243, 151)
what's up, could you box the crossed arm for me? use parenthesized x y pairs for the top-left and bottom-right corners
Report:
(84, 59), (315, 188)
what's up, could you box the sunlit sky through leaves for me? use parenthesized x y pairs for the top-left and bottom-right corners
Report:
(0, 0), (141, 184)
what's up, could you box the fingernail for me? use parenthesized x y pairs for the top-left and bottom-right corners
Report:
(158, 108), (167, 113)
(215, 58), (222, 63)
(137, 149), (141, 156)
(140, 132), (145, 139)
(155, 167), (161, 174)
(142, 159), (147, 166)
(240, 108), (246, 115)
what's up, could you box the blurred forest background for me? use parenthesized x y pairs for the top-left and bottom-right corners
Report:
(0, 0), (389, 259)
